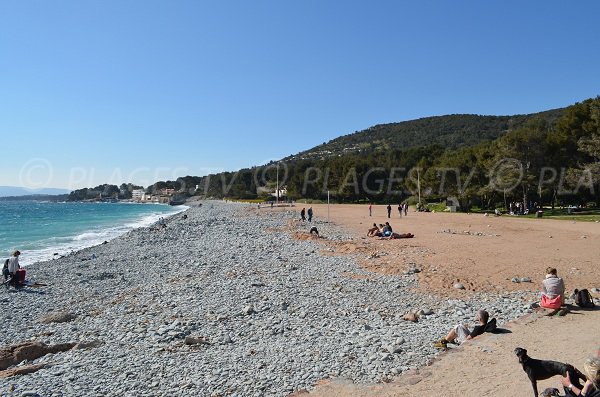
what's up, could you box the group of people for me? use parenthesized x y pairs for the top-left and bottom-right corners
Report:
(366, 222), (414, 239)
(368, 203), (410, 218)
(385, 203), (408, 218)
(434, 308), (600, 396)
(433, 267), (599, 396)
(300, 207), (313, 222)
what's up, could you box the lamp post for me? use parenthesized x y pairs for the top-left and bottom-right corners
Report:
(417, 168), (421, 205)
(327, 190), (330, 223)
(276, 162), (279, 206)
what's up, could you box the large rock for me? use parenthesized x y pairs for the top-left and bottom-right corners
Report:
(39, 312), (77, 324)
(403, 312), (418, 322)
(0, 363), (50, 378)
(184, 336), (209, 345)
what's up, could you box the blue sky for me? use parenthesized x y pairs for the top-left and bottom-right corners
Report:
(1, 1), (599, 190)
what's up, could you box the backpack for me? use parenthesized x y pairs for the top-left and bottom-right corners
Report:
(574, 289), (595, 308)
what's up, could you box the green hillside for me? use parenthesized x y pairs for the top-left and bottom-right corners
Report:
(70, 97), (600, 212)
(287, 109), (564, 161)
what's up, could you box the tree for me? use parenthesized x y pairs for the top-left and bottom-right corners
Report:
(486, 118), (549, 210)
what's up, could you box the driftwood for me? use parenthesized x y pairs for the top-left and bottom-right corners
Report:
(0, 362), (53, 378)
(0, 341), (76, 371)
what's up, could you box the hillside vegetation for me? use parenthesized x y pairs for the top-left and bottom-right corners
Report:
(70, 97), (600, 212)
(286, 109), (564, 161)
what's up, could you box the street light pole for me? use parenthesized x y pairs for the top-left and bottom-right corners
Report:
(327, 190), (330, 223)
(276, 162), (279, 206)
(417, 168), (421, 205)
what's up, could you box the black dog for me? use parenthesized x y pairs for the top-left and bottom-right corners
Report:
(540, 388), (560, 397)
(515, 347), (586, 397)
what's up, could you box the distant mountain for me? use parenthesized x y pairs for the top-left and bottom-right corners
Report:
(284, 108), (564, 162)
(0, 186), (70, 197)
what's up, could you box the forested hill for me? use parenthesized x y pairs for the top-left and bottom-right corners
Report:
(69, 96), (600, 211)
(286, 108), (564, 161)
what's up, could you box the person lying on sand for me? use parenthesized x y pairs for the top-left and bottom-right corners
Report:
(434, 309), (496, 349)
(383, 232), (414, 239)
(375, 222), (414, 239)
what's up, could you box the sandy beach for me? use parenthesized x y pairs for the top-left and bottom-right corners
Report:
(287, 203), (600, 397)
(299, 203), (600, 295)
(1, 201), (599, 397)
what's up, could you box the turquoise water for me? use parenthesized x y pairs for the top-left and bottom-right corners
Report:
(0, 201), (186, 266)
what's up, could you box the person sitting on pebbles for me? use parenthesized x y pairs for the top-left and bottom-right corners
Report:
(540, 267), (566, 315)
(434, 309), (496, 349)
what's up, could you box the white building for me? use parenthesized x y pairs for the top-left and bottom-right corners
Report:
(132, 189), (145, 201)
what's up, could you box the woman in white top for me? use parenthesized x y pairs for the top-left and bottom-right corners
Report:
(541, 267), (565, 310)
(542, 267), (565, 300)
(7, 250), (21, 286)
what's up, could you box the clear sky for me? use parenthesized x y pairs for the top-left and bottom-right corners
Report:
(1, 1), (599, 190)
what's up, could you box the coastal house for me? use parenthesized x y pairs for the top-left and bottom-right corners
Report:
(132, 189), (145, 201)
(159, 188), (175, 196)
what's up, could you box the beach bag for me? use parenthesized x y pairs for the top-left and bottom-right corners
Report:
(16, 268), (26, 285)
(541, 294), (562, 309)
(574, 289), (595, 308)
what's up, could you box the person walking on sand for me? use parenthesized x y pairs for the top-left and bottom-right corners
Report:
(387, 204), (391, 218)
(403, 202), (408, 216)
(300, 208), (306, 221)
(397, 203), (402, 218)
(368, 203), (372, 217)
(307, 207), (313, 222)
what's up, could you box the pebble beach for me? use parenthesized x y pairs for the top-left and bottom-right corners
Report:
(1, 201), (539, 397)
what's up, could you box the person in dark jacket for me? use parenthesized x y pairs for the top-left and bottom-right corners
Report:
(434, 310), (496, 349)
(561, 356), (600, 397)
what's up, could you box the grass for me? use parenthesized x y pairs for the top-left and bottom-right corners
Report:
(426, 202), (448, 212)
(528, 208), (600, 222)
(456, 206), (600, 222)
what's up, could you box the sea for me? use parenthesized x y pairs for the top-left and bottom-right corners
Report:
(0, 200), (186, 266)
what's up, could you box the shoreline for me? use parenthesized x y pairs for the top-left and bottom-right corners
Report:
(2, 201), (541, 396)
(1, 201), (187, 267)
